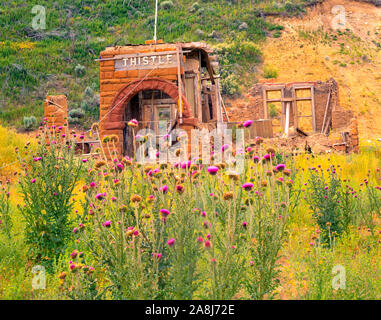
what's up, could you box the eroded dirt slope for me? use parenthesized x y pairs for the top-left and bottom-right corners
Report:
(258, 0), (381, 141)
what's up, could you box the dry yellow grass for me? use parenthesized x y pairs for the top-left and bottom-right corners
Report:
(0, 126), (35, 178)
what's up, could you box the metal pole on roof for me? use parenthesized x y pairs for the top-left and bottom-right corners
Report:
(154, 0), (158, 43)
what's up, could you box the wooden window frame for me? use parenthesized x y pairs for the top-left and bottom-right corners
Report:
(262, 85), (285, 132)
(292, 85), (316, 132)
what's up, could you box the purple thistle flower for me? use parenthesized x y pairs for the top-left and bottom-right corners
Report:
(253, 155), (260, 163)
(160, 209), (170, 218)
(275, 164), (286, 171)
(160, 185), (168, 193)
(263, 154), (271, 161)
(243, 120), (253, 128)
(242, 182), (254, 191)
(176, 185), (184, 193)
(222, 144), (230, 152)
(96, 192), (106, 200)
(153, 253), (163, 259)
(167, 238), (175, 246)
(207, 166), (219, 175)
(102, 220), (112, 228)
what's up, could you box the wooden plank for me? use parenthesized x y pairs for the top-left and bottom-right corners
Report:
(176, 44), (183, 124)
(262, 85), (286, 91)
(311, 86), (316, 132)
(285, 102), (290, 137)
(142, 98), (174, 105)
(220, 91), (229, 122)
(296, 128), (308, 136)
(215, 78), (223, 122)
(280, 87), (285, 132)
(323, 114), (331, 135)
(294, 97), (313, 101)
(321, 89), (331, 133)
(262, 88), (268, 119)
(292, 88), (298, 129)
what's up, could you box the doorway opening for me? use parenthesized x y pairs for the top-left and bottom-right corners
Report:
(123, 90), (177, 157)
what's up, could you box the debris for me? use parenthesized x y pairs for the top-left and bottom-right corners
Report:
(296, 128), (308, 137)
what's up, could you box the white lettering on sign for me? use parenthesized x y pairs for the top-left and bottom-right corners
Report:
(115, 53), (177, 71)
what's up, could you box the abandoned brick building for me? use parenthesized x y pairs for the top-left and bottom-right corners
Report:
(225, 78), (359, 153)
(44, 41), (359, 156)
(97, 40), (224, 157)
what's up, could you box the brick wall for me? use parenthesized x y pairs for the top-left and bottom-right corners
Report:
(44, 95), (68, 132)
(331, 109), (354, 130)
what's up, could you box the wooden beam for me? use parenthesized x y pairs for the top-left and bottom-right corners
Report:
(292, 88), (298, 129)
(321, 89), (331, 133)
(285, 102), (290, 137)
(262, 88), (268, 119)
(323, 115), (331, 135)
(176, 44), (183, 124)
(310, 87), (316, 132)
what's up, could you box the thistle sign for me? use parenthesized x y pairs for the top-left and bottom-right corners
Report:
(115, 52), (177, 71)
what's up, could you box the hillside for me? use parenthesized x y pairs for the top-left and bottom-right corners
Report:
(257, 0), (381, 140)
(1, 0), (380, 141)
(1, 0), (315, 128)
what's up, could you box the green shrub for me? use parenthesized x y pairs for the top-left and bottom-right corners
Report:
(68, 116), (82, 125)
(74, 64), (86, 77)
(160, 1), (174, 10)
(269, 103), (278, 117)
(263, 65), (278, 79)
(268, 24), (284, 31)
(284, 1), (305, 15)
(189, 2), (200, 13)
(17, 131), (83, 269)
(273, 30), (282, 38)
(84, 86), (94, 98)
(215, 41), (261, 96)
(220, 74), (240, 96)
(23, 116), (37, 131)
(0, 182), (12, 237)
(80, 85), (100, 120)
(69, 108), (85, 119)
(306, 166), (360, 247)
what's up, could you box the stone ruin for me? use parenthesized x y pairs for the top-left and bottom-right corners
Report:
(225, 78), (359, 153)
(44, 77), (360, 156)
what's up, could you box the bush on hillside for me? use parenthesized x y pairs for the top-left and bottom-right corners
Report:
(68, 108), (85, 125)
(160, 1), (174, 10)
(263, 65), (278, 79)
(74, 64), (86, 77)
(23, 116), (37, 131)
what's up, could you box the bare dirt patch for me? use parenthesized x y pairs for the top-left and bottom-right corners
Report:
(259, 0), (381, 141)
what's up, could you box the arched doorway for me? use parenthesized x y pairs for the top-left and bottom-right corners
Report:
(122, 89), (177, 157)
(100, 78), (194, 157)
